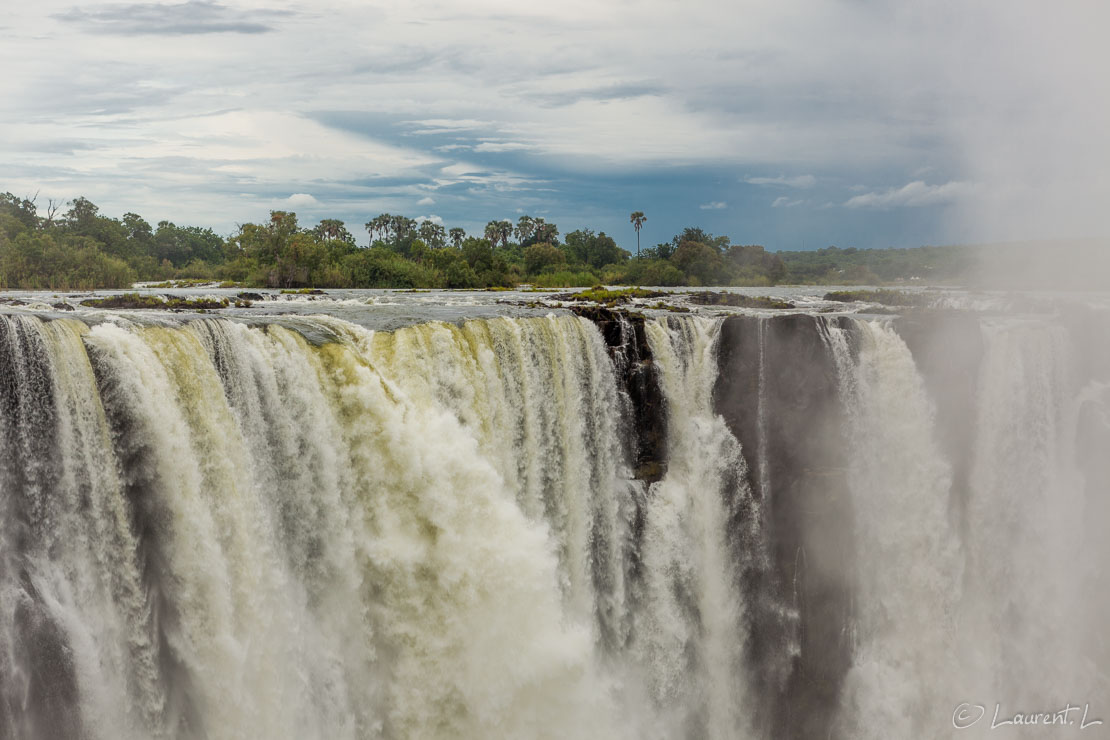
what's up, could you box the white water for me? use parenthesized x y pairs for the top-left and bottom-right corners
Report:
(0, 312), (768, 740)
(637, 316), (759, 739)
(823, 320), (962, 738)
(959, 319), (1106, 713)
(1, 308), (1107, 739)
(823, 316), (1109, 739)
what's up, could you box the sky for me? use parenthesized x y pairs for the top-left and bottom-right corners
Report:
(2, 0), (1107, 252)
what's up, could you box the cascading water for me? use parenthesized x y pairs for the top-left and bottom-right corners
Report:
(0, 303), (1107, 740)
(958, 318), (1108, 718)
(822, 319), (961, 739)
(634, 316), (761, 739)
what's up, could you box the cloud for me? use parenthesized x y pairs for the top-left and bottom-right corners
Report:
(473, 141), (533, 153)
(55, 1), (290, 35)
(699, 201), (727, 210)
(772, 196), (803, 208)
(405, 119), (491, 135)
(746, 174), (816, 188)
(7, 0), (1103, 247)
(417, 196), (435, 205)
(745, 174), (816, 189)
(843, 180), (976, 209)
(523, 82), (664, 108)
(414, 214), (443, 225)
(280, 193), (320, 208)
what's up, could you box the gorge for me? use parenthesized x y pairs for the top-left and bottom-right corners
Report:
(1, 297), (1107, 739)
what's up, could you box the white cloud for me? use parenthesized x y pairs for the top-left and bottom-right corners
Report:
(417, 196), (435, 205)
(772, 196), (803, 208)
(699, 201), (727, 210)
(844, 180), (977, 209)
(2, 0), (1104, 243)
(473, 141), (533, 153)
(746, 174), (816, 189)
(405, 119), (491, 135)
(280, 193), (320, 208)
(415, 214), (443, 225)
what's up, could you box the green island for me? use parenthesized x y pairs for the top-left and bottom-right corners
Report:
(78, 293), (252, 310)
(822, 289), (934, 307)
(1, 193), (974, 291)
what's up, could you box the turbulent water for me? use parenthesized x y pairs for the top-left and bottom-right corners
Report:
(0, 302), (1107, 739)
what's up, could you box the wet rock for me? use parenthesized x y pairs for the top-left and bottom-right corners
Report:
(570, 305), (667, 485)
(688, 291), (794, 309)
(714, 314), (856, 740)
(892, 310), (983, 538)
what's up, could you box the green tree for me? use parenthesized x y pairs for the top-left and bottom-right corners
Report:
(672, 240), (724, 285)
(314, 219), (355, 245)
(534, 218), (558, 245)
(563, 229), (628, 269)
(418, 220), (446, 249)
(0, 193), (39, 231)
(514, 215), (536, 245)
(523, 242), (565, 274)
(497, 219), (513, 248)
(64, 196), (100, 231)
(449, 227), (465, 248)
(629, 211), (646, 257)
(365, 214), (391, 243)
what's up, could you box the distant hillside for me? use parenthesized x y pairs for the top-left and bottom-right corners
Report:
(775, 245), (975, 285)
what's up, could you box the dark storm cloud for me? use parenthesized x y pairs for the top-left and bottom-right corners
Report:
(55, 1), (292, 35)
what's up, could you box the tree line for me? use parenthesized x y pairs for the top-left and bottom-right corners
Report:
(0, 192), (972, 290)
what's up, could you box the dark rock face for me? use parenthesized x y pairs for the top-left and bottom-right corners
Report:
(571, 306), (668, 485)
(892, 311), (983, 539)
(0, 316), (84, 739)
(714, 314), (857, 740)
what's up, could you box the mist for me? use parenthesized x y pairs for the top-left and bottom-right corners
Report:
(2, 1), (1109, 738)
(941, 1), (1110, 287)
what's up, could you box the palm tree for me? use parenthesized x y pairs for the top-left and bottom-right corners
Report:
(484, 220), (500, 245)
(630, 211), (647, 257)
(515, 215), (536, 245)
(497, 219), (513, 248)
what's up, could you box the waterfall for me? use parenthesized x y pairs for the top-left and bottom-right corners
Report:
(959, 318), (1105, 710)
(820, 314), (1109, 738)
(822, 319), (961, 739)
(1, 314), (624, 739)
(1, 305), (1107, 739)
(635, 316), (760, 739)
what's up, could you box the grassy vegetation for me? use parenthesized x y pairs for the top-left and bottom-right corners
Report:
(531, 270), (603, 288)
(779, 245), (972, 284)
(561, 286), (671, 305)
(146, 278), (216, 288)
(1, 191), (979, 292)
(79, 293), (243, 310)
(686, 291), (794, 309)
(648, 301), (691, 313)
